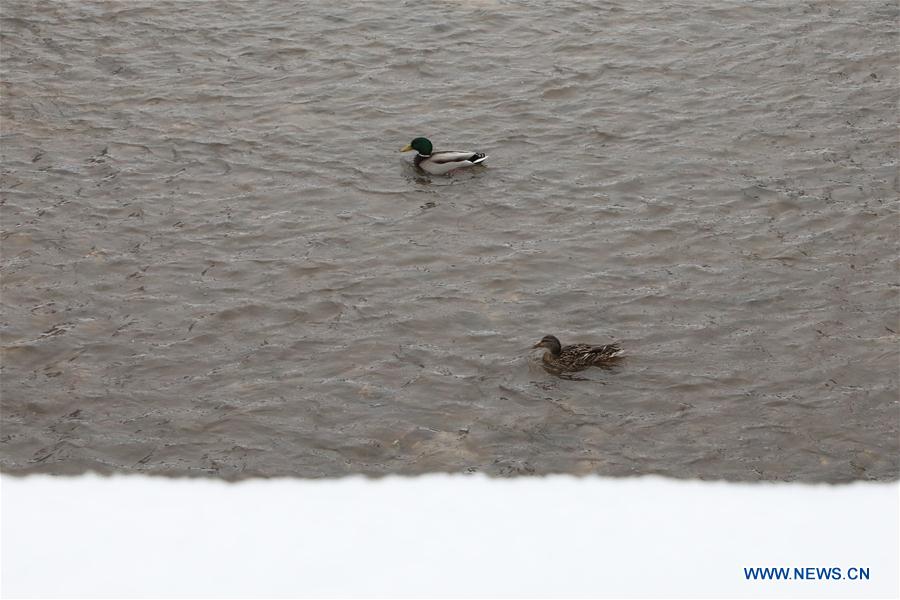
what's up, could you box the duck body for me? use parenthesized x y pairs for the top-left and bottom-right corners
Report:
(401, 137), (487, 175)
(532, 335), (623, 373)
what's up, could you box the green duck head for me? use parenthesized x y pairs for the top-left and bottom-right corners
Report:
(532, 335), (562, 355)
(400, 137), (433, 156)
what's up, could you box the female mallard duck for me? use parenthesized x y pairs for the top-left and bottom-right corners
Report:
(400, 137), (487, 175)
(532, 335), (623, 372)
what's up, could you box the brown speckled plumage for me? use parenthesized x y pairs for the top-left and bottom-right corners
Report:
(532, 334), (623, 372)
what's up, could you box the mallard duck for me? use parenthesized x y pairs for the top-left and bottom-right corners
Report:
(532, 334), (623, 372)
(400, 137), (487, 175)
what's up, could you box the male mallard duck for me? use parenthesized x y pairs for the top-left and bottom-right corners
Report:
(532, 334), (623, 372)
(400, 137), (487, 175)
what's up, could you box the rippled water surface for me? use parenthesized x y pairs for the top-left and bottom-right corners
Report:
(2, 0), (898, 481)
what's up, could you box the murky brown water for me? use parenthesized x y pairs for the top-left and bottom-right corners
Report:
(1, 0), (898, 482)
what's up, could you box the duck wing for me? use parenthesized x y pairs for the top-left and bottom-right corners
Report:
(587, 343), (624, 359)
(429, 151), (487, 164)
(562, 343), (623, 362)
(561, 343), (595, 356)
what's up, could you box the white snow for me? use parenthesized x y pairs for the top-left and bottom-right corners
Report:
(2, 474), (897, 598)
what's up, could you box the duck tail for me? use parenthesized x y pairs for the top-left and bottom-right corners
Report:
(470, 153), (487, 164)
